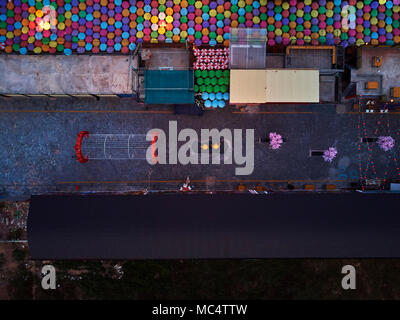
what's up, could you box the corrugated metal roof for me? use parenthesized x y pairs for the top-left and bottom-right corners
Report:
(230, 69), (319, 103)
(265, 69), (319, 103)
(229, 70), (267, 103)
(28, 193), (400, 259)
(229, 28), (267, 69)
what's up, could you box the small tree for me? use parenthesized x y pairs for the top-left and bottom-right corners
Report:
(0, 253), (5, 270)
(7, 229), (22, 240)
(269, 132), (283, 150)
(377, 136), (395, 152)
(323, 147), (338, 163)
(12, 248), (27, 261)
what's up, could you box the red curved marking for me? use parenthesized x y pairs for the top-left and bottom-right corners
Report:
(151, 131), (158, 164)
(75, 131), (89, 163)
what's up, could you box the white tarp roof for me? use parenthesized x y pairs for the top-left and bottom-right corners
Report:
(230, 69), (320, 104)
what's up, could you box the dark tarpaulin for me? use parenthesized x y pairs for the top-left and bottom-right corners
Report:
(173, 103), (204, 116)
(27, 193), (400, 260)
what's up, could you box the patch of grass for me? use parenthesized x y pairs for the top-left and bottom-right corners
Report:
(5, 259), (400, 299)
(76, 259), (400, 300)
(12, 248), (27, 261)
(8, 264), (35, 299)
(0, 253), (5, 270)
(7, 229), (22, 240)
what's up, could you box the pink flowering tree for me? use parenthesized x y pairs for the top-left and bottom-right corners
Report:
(323, 147), (338, 163)
(269, 132), (283, 150)
(377, 136), (395, 152)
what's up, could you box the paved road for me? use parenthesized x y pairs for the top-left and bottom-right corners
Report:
(1, 98), (399, 197)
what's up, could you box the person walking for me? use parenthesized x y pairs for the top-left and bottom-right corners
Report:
(180, 177), (193, 192)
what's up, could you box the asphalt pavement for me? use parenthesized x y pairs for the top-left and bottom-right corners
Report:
(1, 97), (399, 198)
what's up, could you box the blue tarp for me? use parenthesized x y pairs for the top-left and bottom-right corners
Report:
(144, 70), (194, 104)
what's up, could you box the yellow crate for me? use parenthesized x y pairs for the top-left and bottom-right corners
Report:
(304, 184), (315, 191)
(391, 87), (400, 98)
(366, 81), (379, 89)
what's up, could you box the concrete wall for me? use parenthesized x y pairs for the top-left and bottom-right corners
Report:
(351, 47), (400, 97)
(0, 55), (137, 94)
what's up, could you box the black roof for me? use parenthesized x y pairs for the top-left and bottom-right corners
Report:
(28, 193), (400, 259)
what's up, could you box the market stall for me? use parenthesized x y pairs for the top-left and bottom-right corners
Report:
(229, 69), (319, 104)
(144, 69), (194, 104)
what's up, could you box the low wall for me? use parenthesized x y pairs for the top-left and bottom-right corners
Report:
(0, 55), (136, 95)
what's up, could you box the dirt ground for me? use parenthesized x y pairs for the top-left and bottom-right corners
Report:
(0, 244), (400, 300)
(0, 201), (30, 299)
(0, 242), (30, 299)
(0, 201), (28, 241)
(0, 200), (400, 300)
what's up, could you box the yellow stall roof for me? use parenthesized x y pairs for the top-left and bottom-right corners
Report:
(230, 69), (320, 104)
(229, 70), (267, 104)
